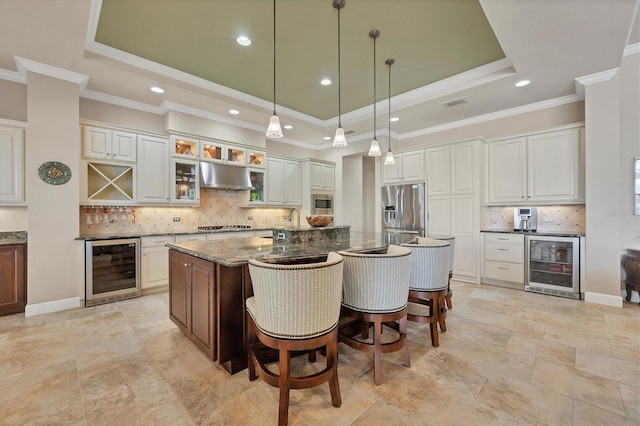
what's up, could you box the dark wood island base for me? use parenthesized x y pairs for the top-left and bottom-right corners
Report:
(169, 249), (252, 374)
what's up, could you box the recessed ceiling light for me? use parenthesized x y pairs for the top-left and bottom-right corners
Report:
(515, 80), (530, 87)
(320, 79), (332, 86)
(236, 36), (251, 46)
(390, 117), (399, 122)
(150, 86), (164, 94)
(284, 125), (293, 129)
(229, 109), (240, 115)
(324, 136), (331, 140)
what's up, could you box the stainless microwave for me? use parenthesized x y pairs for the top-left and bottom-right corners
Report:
(311, 193), (334, 215)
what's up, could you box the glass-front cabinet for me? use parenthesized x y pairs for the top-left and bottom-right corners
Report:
(171, 159), (199, 205)
(171, 135), (199, 160)
(199, 139), (247, 166)
(248, 168), (265, 204)
(248, 150), (266, 168)
(526, 235), (580, 298)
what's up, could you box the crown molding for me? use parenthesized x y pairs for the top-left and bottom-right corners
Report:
(624, 42), (640, 56)
(399, 94), (581, 140)
(0, 68), (24, 84)
(15, 57), (89, 87)
(574, 68), (620, 98)
(0, 118), (27, 128)
(82, 89), (164, 114)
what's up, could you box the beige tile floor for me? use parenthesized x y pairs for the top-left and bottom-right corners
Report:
(1, 281), (639, 425)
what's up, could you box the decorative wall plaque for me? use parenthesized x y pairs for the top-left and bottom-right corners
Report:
(38, 161), (72, 185)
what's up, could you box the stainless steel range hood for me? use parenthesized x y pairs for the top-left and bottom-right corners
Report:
(200, 162), (252, 190)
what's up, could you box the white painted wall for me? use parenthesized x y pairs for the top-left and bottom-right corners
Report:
(25, 72), (84, 313)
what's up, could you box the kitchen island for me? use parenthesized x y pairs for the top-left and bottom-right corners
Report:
(166, 233), (388, 374)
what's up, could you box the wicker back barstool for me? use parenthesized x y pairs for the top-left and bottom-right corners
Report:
(402, 238), (451, 347)
(246, 252), (344, 425)
(337, 245), (412, 385)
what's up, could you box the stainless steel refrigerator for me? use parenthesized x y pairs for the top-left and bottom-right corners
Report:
(381, 182), (426, 244)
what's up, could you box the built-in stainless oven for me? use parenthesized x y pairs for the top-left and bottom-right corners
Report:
(311, 193), (334, 215)
(85, 238), (140, 306)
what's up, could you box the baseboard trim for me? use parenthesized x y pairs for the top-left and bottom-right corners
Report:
(25, 297), (82, 317)
(584, 292), (623, 308)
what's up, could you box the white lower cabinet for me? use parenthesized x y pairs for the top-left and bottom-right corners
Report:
(140, 236), (174, 291)
(206, 231), (253, 241)
(482, 233), (524, 287)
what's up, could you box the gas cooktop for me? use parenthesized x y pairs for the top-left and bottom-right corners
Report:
(197, 225), (251, 231)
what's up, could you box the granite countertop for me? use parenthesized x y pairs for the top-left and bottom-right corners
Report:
(271, 225), (350, 231)
(166, 232), (389, 267)
(481, 229), (585, 238)
(77, 227), (272, 241)
(0, 231), (27, 245)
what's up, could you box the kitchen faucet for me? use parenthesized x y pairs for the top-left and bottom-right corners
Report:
(287, 207), (300, 228)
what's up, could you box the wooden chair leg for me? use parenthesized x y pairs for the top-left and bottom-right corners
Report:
(361, 321), (370, 340)
(430, 322), (439, 347)
(438, 297), (447, 333)
(278, 346), (291, 426)
(247, 317), (258, 381)
(373, 318), (383, 385)
(326, 333), (342, 407)
(399, 315), (410, 367)
(308, 349), (317, 363)
(445, 275), (453, 309)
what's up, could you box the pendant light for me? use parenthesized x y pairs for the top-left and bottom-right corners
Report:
(367, 29), (381, 157)
(265, 0), (283, 139)
(332, 0), (347, 147)
(384, 58), (396, 165)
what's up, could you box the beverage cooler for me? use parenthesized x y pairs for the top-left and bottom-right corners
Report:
(526, 235), (580, 299)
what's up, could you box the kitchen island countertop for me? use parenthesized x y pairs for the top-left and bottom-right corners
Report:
(167, 232), (389, 267)
(77, 227), (272, 241)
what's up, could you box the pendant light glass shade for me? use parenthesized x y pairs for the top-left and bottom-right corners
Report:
(368, 29), (381, 157)
(333, 126), (347, 147)
(368, 139), (381, 156)
(332, 0), (347, 148)
(266, 114), (283, 138)
(384, 150), (395, 165)
(265, 0), (283, 139)
(384, 58), (396, 165)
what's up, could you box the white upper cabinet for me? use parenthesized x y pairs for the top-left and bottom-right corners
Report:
(83, 126), (136, 162)
(527, 129), (582, 203)
(0, 125), (24, 204)
(487, 137), (528, 204)
(486, 127), (583, 205)
(382, 149), (425, 184)
(451, 142), (476, 194)
(426, 146), (450, 195)
(310, 162), (334, 191)
(137, 135), (170, 204)
(266, 157), (301, 206)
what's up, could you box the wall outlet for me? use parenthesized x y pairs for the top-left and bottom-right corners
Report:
(247, 216), (253, 221)
(543, 217), (553, 222)
(173, 217), (181, 222)
(277, 232), (285, 240)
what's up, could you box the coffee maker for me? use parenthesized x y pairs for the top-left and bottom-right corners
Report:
(513, 207), (537, 232)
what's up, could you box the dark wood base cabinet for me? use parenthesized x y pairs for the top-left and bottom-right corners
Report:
(169, 250), (251, 374)
(0, 244), (27, 316)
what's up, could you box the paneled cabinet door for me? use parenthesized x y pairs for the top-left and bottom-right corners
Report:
(190, 257), (215, 359)
(266, 158), (284, 204)
(284, 160), (302, 205)
(402, 150), (425, 182)
(427, 196), (451, 236)
(310, 162), (335, 191)
(0, 126), (24, 204)
(83, 126), (136, 162)
(382, 154), (403, 183)
(527, 129), (581, 202)
(451, 194), (477, 278)
(141, 246), (170, 289)
(137, 135), (170, 204)
(169, 250), (190, 331)
(451, 142), (476, 194)
(487, 138), (527, 203)
(426, 147), (450, 195)
(0, 244), (26, 316)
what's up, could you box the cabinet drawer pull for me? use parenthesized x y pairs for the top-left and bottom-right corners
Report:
(497, 248), (509, 251)
(497, 267), (509, 270)
(497, 238), (509, 241)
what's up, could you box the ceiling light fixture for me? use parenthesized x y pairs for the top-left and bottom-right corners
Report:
(332, 0), (347, 148)
(368, 29), (381, 157)
(150, 86), (164, 94)
(324, 136), (331, 140)
(516, 79), (530, 87)
(229, 109), (239, 115)
(236, 36), (251, 46)
(390, 117), (399, 122)
(384, 58), (396, 166)
(321, 78), (332, 86)
(265, 0), (283, 139)
(284, 125), (293, 129)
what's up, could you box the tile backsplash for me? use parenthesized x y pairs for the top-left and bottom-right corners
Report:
(79, 190), (293, 235)
(481, 205), (585, 233)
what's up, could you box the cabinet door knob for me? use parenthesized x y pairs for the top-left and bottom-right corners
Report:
(184, 263), (188, 267)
